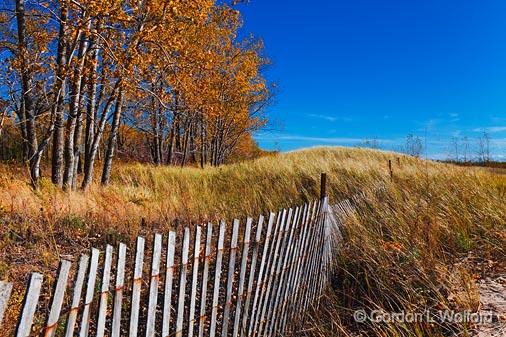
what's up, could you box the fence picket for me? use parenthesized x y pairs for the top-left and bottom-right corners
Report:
(209, 221), (226, 337)
(259, 208), (294, 336)
(146, 234), (163, 337)
(221, 219), (240, 337)
(162, 231), (176, 337)
(129, 236), (145, 337)
(64, 254), (89, 337)
(0, 281), (13, 327)
(111, 243), (127, 337)
(248, 212), (277, 336)
(96, 245), (113, 337)
(44, 259), (72, 337)
(198, 224), (213, 337)
(79, 248), (100, 337)
(232, 217), (252, 337)
(255, 209), (289, 336)
(188, 226), (202, 337)
(176, 228), (191, 337)
(16, 273), (43, 337)
(240, 215), (264, 337)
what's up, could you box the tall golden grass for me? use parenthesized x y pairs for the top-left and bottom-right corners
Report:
(0, 146), (505, 336)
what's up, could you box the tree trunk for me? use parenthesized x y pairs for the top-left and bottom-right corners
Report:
(51, 1), (68, 187)
(63, 20), (91, 189)
(81, 80), (121, 190)
(16, 0), (40, 186)
(101, 89), (124, 185)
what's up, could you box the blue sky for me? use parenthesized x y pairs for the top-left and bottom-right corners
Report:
(237, 0), (506, 160)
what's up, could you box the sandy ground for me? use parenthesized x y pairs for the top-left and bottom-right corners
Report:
(477, 275), (506, 337)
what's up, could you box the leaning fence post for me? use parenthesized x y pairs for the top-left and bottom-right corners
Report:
(320, 173), (327, 200)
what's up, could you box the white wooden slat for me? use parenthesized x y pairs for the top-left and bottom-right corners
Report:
(16, 272), (43, 337)
(176, 228), (190, 337)
(280, 204), (310, 333)
(247, 213), (277, 336)
(146, 234), (163, 337)
(268, 207), (300, 337)
(232, 217), (252, 337)
(188, 226), (202, 337)
(255, 209), (289, 336)
(197, 224), (213, 337)
(260, 208), (294, 337)
(162, 231), (176, 337)
(79, 248), (100, 337)
(129, 236), (145, 337)
(96, 245), (113, 337)
(0, 281), (13, 328)
(111, 243), (127, 337)
(44, 260), (72, 337)
(221, 219), (240, 337)
(64, 254), (89, 337)
(240, 215), (264, 337)
(209, 221), (226, 337)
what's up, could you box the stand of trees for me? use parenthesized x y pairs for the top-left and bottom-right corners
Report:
(0, 0), (271, 189)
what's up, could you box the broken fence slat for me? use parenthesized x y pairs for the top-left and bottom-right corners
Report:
(44, 260), (72, 337)
(16, 273), (43, 337)
(0, 281), (13, 328)
(79, 248), (100, 337)
(64, 254), (89, 337)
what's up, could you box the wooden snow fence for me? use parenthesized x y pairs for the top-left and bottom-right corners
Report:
(0, 194), (362, 336)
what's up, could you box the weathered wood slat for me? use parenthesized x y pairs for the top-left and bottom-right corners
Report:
(279, 204), (310, 333)
(260, 208), (295, 336)
(79, 248), (100, 337)
(247, 213), (276, 336)
(64, 254), (89, 337)
(129, 236), (145, 337)
(111, 243), (127, 337)
(221, 219), (240, 337)
(188, 226), (202, 337)
(240, 215), (264, 337)
(176, 228), (190, 337)
(209, 221), (226, 337)
(96, 245), (113, 337)
(268, 207), (300, 337)
(44, 259), (72, 337)
(0, 281), (13, 327)
(16, 273), (43, 337)
(254, 209), (288, 336)
(232, 217), (252, 337)
(197, 224), (213, 337)
(162, 231), (176, 337)
(146, 234), (162, 337)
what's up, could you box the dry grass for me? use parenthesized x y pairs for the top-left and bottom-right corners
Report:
(0, 146), (505, 336)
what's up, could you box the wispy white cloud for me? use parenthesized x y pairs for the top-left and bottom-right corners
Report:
(307, 114), (352, 122)
(255, 132), (396, 144)
(472, 126), (506, 133)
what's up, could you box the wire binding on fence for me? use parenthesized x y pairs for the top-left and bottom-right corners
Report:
(0, 188), (372, 336)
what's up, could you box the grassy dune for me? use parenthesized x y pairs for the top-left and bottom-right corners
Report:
(1, 147), (505, 336)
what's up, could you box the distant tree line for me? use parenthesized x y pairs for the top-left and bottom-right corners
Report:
(356, 131), (499, 163)
(0, 0), (271, 189)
